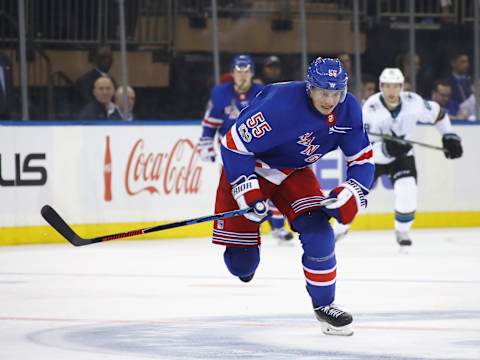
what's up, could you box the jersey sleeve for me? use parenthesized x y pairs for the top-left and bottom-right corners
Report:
(339, 97), (375, 192)
(413, 94), (441, 124)
(201, 87), (225, 139)
(220, 90), (287, 184)
(416, 96), (454, 134)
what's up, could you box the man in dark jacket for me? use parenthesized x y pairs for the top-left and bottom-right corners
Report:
(78, 76), (121, 120)
(75, 45), (115, 108)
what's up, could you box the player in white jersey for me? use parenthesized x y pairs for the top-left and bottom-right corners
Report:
(334, 68), (463, 246)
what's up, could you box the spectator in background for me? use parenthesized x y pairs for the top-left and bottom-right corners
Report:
(262, 55), (283, 84)
(395, 53), (433, 96)
(403, 78), (412, 92)
(75, 45), (115, 108)
(430, 79), (467, 120)
(361, 74), (376, 104)
(0, 51), (15, 120)
(337, 53), (355, 89)
(447, 52), (472, 104)
(78, 76), (121, 120)
(115, 86), (136, 121)
(459, 85), (477, 121)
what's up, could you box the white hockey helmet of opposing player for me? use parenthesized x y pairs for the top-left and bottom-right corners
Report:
(379, 68), (405, 85)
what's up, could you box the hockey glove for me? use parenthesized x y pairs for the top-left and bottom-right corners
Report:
(382, 138), (412, 158)
(323, 179), (368, 225)
(442, 133), (463, 159)
(197, 137), (216, 162)
(231, 174), (271, 223)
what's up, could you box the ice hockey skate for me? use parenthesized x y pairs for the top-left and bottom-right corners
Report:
(313, 304), (354, 336)
(271, 227), (294, 244)
(396, 231), (412, 247)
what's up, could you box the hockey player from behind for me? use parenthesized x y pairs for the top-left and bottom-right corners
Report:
(212, 57), (374, 336)
(198, 54), (294, 242)
(334, 68), (463, 246)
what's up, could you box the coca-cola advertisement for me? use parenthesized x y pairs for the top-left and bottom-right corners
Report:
(121, 137), (202, 198)
(96, 126), (219, 223)
(103, 135), (206, 202)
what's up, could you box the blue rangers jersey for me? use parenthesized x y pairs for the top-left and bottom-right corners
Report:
(221, 81), (375, 192)
(201, 82), (264, 139)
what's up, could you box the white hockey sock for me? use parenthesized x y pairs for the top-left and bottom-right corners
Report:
(394, 177), (417, 234)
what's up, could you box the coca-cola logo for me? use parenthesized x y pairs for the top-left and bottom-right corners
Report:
(125, 138), (202, 196)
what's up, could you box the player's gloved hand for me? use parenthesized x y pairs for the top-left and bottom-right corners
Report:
(197, 137), (216, 162)
(246, 200), (271, 223)
(442, 133), (463, 159)
(322, 179), (368, 225)
(231, 174), (271, 223)
(382, 137), (412, 158)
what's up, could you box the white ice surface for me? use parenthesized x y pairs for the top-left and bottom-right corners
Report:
(1, 228), (480, 359)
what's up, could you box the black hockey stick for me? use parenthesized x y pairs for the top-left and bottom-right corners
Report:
(41, 198), (337, 247)
(41, 205), (253, 247)
(368, 131), (445, 151)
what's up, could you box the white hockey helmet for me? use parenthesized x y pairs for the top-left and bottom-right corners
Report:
(379, 68), (405, 85)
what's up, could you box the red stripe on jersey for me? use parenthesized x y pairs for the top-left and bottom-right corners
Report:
(304, 268), (336, 283)
(202, 118), (222, 128)
(347, 149), (373, 166)
(225, 130), (237, 151)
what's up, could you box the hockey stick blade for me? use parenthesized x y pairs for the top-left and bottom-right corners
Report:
(41, 205), (87, 246)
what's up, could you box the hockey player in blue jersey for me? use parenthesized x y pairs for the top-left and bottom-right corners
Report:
(211, 57), (375, 336)
(198, 54), (294, 242)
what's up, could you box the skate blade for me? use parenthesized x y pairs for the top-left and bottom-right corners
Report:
(320, 323), (354, 336)
(398, 246), (410, 254)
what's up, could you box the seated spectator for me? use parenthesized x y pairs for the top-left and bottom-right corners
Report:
(78, 76), (122, 120)
(430, 79), (467, 119)
(262, 55), (283, 84)
(361, 74), (376, 104)
(459, 85), (477, 121)
(337, 52), (355, 89)
(395, 52), (432, 96)
(0, 51), (14, 120)
(115, 86), (136, 120)
(75, 45), (115, 109)
(447, 51), (472, 104)
(403, 77), (412, 92)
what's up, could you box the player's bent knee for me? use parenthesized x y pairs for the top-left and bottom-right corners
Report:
(292, 210), (334, 253)
(291, 210), (330, 233)
(223, 246), (260, 277)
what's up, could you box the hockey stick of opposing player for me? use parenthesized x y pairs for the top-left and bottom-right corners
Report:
(368, 131), (445, 151)
(41, 199), (337, 247)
